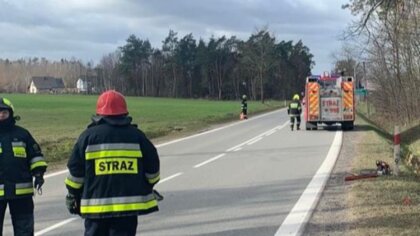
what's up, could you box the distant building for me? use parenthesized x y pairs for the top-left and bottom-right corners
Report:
(76, 78), (88, 93)
(29, 76), (65, 94)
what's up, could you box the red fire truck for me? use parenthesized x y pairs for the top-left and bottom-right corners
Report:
(304, 72), (355, 130)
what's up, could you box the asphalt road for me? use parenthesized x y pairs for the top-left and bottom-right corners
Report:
(3, 109), (340, 236)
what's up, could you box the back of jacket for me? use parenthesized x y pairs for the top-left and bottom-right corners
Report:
(288, 101), (302, 116)
(66, 116), (160, 219)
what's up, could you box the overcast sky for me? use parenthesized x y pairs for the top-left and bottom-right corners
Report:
(0, 0), (354, 74)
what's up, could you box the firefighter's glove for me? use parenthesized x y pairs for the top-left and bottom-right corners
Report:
(66, 193), (81, 215)
(153, 190), (164, 201)
(34, 173), (44, 194)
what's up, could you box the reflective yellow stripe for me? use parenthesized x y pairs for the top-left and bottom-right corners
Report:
(13, 147), (26, 158)
(290, 103), (299, 109)
(65, 177), (83, 189)
(0, 190), (4, 196)
(0, 147), (2, 154)
(95, 158), (138, 175)
(148, 175), (160, 184)
(86, 150), (142, 160)
(81, 199), (157, 214)
(2, 98), (14, 111)
(30, 161), (48, 170)
(16, 188), (34, 195)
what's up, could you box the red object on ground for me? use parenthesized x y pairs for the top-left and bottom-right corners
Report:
(403, 196), (412, 206)
(344, 173), (378, 181)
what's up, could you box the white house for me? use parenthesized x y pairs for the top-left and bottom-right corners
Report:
(76, 78), (88, 93)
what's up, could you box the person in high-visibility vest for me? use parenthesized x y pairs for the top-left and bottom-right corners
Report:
(65, 90), (160, 236)
(0, 98), (47, 235)
(287, 94), (302, 131)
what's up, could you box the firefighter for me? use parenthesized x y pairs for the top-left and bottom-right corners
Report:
(0, 97), (47, 236)
(65, 90), (160, 236)
(241, 95), (248, 120)
(287, 94), (302, 131)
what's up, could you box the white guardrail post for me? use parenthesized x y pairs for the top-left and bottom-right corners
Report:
(394, 125), (400, 176)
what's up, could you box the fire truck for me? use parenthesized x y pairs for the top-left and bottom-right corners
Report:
(304, 72), (355, 130)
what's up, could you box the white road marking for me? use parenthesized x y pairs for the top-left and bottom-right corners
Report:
(274, 130), (343, 236)
(44, 170), (68, 179)
(194, 154), (226, 168)
(265, 130), (277, 136)
(226, 121), (288, 152)
(36, 172), (184, 235)
(245, 136), (263, 144)
(195, 121), (289, 168)
(42, 109), (286, 178)
(278, 121), (290, 130)
(157, 172), (184, 185)
(35, 217), (78, 236)
(155, 109), (284, 148)
(247, 137), (262, 145)
(35, 109), (287, 235)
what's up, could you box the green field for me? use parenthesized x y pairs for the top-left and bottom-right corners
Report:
(1, 93), (283, 163)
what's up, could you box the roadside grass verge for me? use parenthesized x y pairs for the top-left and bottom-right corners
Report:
(1, 93), (283, 166)
(357, 100), (420, 165)
(347, 116), (420, 235)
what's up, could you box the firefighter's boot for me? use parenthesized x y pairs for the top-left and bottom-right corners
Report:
(290, 125), (294, 131)
(297, 125), (300, 130)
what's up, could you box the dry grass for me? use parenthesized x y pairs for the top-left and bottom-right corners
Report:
(346, 118), (420, 236)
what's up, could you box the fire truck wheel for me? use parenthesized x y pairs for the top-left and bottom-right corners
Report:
(342, 121), (354, 130)
(305, 122), (317, 130)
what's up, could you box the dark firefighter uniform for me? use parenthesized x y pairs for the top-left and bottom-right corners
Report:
(287, 94), (302, 131)
(0, 98), (47, 236)
(65, 90), (160, 236)
(241, 95), (248, 119)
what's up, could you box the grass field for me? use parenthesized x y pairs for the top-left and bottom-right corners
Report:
(1, 93), (283, 163)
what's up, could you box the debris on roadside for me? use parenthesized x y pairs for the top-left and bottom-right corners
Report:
(376, 160), (392, 175)
(345, 160), (392, 181)
(344, 169), (378, 181)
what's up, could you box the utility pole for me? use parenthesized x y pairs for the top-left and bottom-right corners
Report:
(353, 62), (360, 89)
(363, 61), (369, 117)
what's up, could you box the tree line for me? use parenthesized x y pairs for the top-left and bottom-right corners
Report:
(0, 28), (314, 102)
(335, 0), (420, 124)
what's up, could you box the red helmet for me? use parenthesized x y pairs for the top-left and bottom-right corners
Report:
(96, 90), (128, 116)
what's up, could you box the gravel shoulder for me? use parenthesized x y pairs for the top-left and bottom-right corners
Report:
(303, 124), (365, 235)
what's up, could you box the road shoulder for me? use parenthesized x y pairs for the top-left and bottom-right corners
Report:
(303, 124), (363, 235)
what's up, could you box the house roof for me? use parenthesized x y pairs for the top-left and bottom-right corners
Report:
(31, 76), (65, 89)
